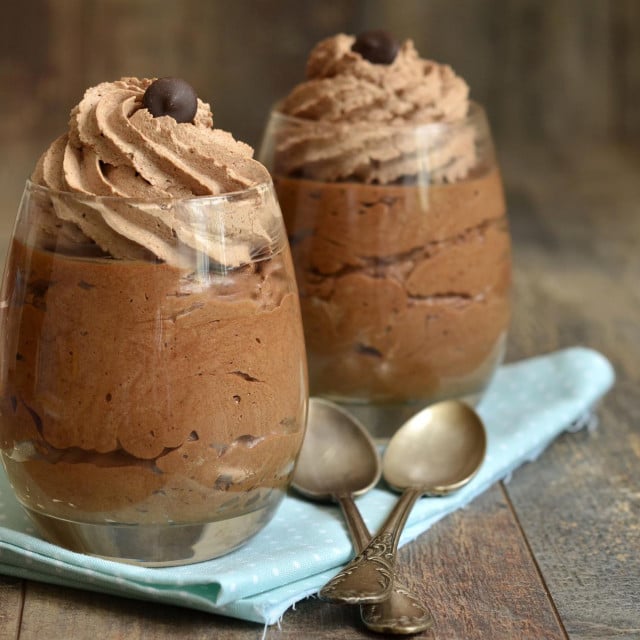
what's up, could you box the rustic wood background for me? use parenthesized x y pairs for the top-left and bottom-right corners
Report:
(1, 0), (639, 242)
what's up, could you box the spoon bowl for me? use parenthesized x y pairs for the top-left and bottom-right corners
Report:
(383, 400), (487, 494)
(293, 398), (381, 500)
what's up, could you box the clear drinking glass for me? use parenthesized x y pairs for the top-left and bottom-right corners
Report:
(259, 103), (511, 438)
(0, 180), (308, 566)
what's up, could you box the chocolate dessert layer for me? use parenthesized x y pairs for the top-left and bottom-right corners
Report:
(0, 238), (306, 524)
(274, 166), (510, 403)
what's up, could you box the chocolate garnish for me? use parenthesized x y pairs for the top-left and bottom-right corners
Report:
(142, 77), (198, 123)
(351, 29), (399, 65)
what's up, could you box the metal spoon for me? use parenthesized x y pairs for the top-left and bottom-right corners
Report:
(293, 398), (433, 635)
(320, 400), (486, 605)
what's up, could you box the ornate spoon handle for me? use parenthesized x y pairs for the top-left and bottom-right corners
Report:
(335, 494), (433, 635)
(320, 488), (423, 604)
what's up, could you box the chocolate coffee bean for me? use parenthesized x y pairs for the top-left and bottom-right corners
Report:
(351, 30), (399, 65)
(142, 77), (198, 123)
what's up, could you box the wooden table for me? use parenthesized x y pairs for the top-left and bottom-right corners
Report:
(0, 144), (638, 639)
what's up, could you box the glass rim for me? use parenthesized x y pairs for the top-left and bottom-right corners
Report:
(24, 176), (275, 206)
(267, 100), (487, 133)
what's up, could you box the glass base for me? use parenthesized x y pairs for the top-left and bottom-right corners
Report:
(329, 391), (482, 442)
(24, 501), (280, 567)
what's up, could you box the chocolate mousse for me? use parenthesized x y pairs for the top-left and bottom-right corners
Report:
(0, 78), (307, 558)
(264, 33), (510, 416)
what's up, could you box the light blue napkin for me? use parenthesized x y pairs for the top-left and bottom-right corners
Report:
(0, 347), (614, 625)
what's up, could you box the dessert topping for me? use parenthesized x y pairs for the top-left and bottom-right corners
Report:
(142, 77), (198, 123)
(351, 29), (399, 65)
(276, 34), (474, 184)
(31, 77), (272, 267)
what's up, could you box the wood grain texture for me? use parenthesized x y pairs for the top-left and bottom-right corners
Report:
(501, 144), (640, 640)
(397, 485), (566, 640)
(0, 576), (23, 640)
(1, 0), (637, 147)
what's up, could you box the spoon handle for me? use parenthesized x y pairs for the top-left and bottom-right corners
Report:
(335, 494), (433, 635)
(321, 488), (423, 604)
(335, 494), (370, 551)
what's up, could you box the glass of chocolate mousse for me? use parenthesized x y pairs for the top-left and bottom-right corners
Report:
(0, 78), (308, 565)
(259, 32), (511, 438)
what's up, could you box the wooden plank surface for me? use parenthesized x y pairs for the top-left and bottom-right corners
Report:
(500, 144), (640, 640)
(395, 485), (566, 640)
(0, 576), (23, 640)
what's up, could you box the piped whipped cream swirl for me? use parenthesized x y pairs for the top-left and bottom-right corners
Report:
(274, 34), (476, 184)
(31, 78), (274, 267)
